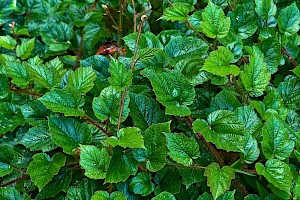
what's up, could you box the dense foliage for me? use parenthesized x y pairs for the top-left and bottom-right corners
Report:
(0, 0), (300, 199)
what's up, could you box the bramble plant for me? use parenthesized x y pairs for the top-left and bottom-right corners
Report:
(0, 0), (300, 199)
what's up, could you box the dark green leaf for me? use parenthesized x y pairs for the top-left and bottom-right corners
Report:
(255, 0), (277, 20)
(278, 2), (300, 35)
(91, 191), (127, 200)
(129, 172), (154, 196)
(5, 61), (30, 87)
(152, 191), (176, 200)
(0, 187), (25, 200)
(66, 179), (102, 200)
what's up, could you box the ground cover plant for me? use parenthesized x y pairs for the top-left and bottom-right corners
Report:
(0, 0), (300, 199)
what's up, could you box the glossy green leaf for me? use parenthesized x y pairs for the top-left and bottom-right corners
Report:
(0, 187), (25, 200)
(255, 159), (293, 194)
(207, 89), (241, 113)
(5, 61), (29, 87)
(278, 77), (300, 106)
(178, 167), (205, 188)
(91, 191), (127, 200)
(152, 191), (176, 200)
(0, 145), (14, 177)
(20, 125), (57, 152)
(200, 2), (231, 38)
(0, 162), (13, 177)
(0, 73), (9, 99)
(105, 147), (138, 183)
(278, 2), (300, 35)
(39, 86), (85, 116)
(106, 127), (144, 149)
(262, 116), (294, 160)
(0, 35), (16, 50)
(0, 103), (25, 134)
(108, 58), (132, 91)
(255, 0), (277, 20)
(92, 86), (130, 124)
(133, 122), (170, 172)
(240, 47), (271, 96)
(204, 163), (235, 199)
(242, 132), (260, 164)
(27, 152), (66, 190)
(165, 133), (200, 166)
(201, 47), (240, 76)
(83, 21), (108, 49)
(154, 167), (181, 194)
(67, 179), (102, 200)
(235, 105), (262, 135)
(160, 3), (190, 22)
(141, 69), (195, 116)
(67, 67), (97, 94)
(129, 172), (154, 196)
(16, 38), (35, 60)
(79, 145), (110, 179)
(129, 93), (166, 130)
(48, 116), (92, 155)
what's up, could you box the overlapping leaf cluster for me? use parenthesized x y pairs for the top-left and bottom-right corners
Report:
(0, 0), (300, 199)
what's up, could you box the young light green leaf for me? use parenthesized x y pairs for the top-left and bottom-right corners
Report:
(49, 116), (92, 155)
(262, 116), (294, 160)
(255, 159), (293, 194)
(204, 163), (235, 199)
(160, 3), (190, 22)
(92, 86), (130, 124)
(200, 2), (231, 38)
(255, 0), (277, 20)
(91, 191), (127, 200)
(165, 133), (200, 166)
(16, 38), (35, 60)
(27, 152), (66, 190)
(141, 69), (195, 116)
(67, 67), (97, 94)
(0, 35), (16, 50)
(39, 86), (85, 116)
(240, 47), (271, 96)
(79, 145), (111, 179)
(133, 122), (170, 172)
(106, 127), (145, 149)
(201, 47), (240, 76)
(105, 147), (138, 183)
(5, 61), (30, 87)
(108, 58), (132, 91)
(20, 125), (57, 152)
(129, 93), (166, 131)
(152, 191), (176, 200)
(129, 172), (154, 196)
(278, 2), (300, 35)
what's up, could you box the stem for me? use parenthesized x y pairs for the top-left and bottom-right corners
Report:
(282, 47), (299, 67)
(231, 75), (250, 105)
(213, 37), (217, 50)
(82, 115), (111, 137)
(131, 0), (137, 32)
(118, 0), (125, 46)
(9, 87), (43, 97)
(166, 163), (206, 169)
(0, 174), (29, 187)
(89, 0), (99, 12)
(74, 35), (84, 70)
(185, 116), (249, 196)
(117, 89), (127, 131)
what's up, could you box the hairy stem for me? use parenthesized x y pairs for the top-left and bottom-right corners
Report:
(82, 115), (111, 137)
(282, 47), (299, 67)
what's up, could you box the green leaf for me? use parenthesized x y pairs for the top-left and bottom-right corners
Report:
(278, 77), (300, 106)
(108, 58), (132, 91)
(79, 145), (111, 179)
(201, 47), (240, 76)
(0, 103), (25, 134)
(0, 145), (15, 177)
(160, 3), (190, 22)
(254, 0), (277, 20)
(165, 36), (208, 62)
(49, 116), (92, 155)
(235, 105), (262, 135)
(217, 191), (235, 200)
(39, 86), (85, 116)
(141, 69), (195, 116)
(0, 162), (13, 177)
(200, 2), (231, 38)
(0, 73), (9, 99)
(16, 38), (35, 60)
(106, 127), (145, 149)
(204, 163), (235, 199)
(21, 100), (50, 126)
(244, 194), (260, 200)
(255, 159), (293, 194)
(105, 147), (138, 183)
(241, 132), (260, 164)
(207, 89), (241, 113)
(165, 133), (200, 166)
(0, 187), (25, 200)
(5, 61), (30, 87)
(0, 35), (16, 50)
(278, 2), (300, 35)
(262, 116), (294, 160)
(178, 167), (205, 188)
(133, 122), (170, 172)
(83, 21), (108, 49)
(20, 125), (57, 152)
(240, 47), (271, 96)
(129, 93), (166, 130)
(67, 67), (97, 94)
(154, 167), (181, 194)
(152, 191), (176, 200)
(36, 168), (72, 199)
(129, 172), (154, 196)
(91, 191), (127, 200)
(27, 152), (66, 190)
(193, 110), (245, 152)
(67, 179), (102, 200)
(92, 86), (130, 124)
(292, 65), (300, 78)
